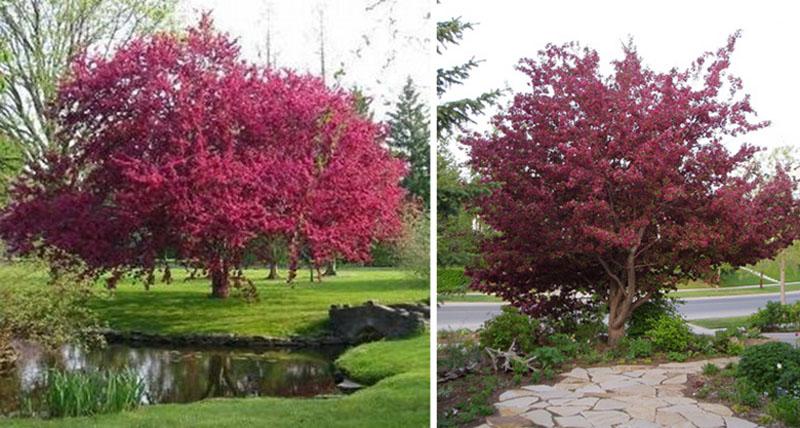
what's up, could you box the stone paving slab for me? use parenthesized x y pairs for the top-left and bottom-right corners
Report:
(486, 357), (761, 428)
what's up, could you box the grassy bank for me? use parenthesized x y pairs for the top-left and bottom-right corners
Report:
(0, 263), (428, 337)
(689, 316), (751, 330)
(3, 333), (431, 428)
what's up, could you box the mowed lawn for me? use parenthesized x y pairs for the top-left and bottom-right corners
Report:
(0, 262), (428, 337)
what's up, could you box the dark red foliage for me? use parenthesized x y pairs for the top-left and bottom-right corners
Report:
(466, 34), (800, 343)
(0, 18), (405, 296)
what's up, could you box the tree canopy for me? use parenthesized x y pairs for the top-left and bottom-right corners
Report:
(0, 18), (406, 298)
(466, 34), (800, 344)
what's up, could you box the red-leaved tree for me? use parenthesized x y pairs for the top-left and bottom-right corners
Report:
(466, 34), (800, 345)
(0, 18), (405, 298)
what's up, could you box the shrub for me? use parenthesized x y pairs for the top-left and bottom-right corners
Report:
(711, 329), (746, 355)
(437, 268), (469, 294)
(646, 316), (692, 352)
(438, 333), (482, 373)
(748, 301), (795, 332)
(738, 342), (800, 396)
(626, 338), (653, 359)
(628, 297), (679, 338)
(733, 379), (762, 407)
(768, 396), (800, 427)
(548, 333), (580, 358)
(479, 307), (541, 354)
(531, 347), (565, 370)
(44, 369), (144, 417)
(778, 367), (800, 398)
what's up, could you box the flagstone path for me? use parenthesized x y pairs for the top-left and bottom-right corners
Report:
(482, 357), (761, 428)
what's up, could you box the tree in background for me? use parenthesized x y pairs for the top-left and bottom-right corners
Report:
(0, 19), (406, 298)
(387, 77), (430, 206)
(0, 0), (175, 168)
(466, 34), (800, 345)
(436, 10), (499, 268)
(758, 146), (800, 304)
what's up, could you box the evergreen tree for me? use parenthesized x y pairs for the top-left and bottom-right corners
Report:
(387, 77), (430, 206)
(436, 14), (501, 140)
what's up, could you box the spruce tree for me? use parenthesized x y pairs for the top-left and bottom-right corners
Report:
(387, 77), (430, 206)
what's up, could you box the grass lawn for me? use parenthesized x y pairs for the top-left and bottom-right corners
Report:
(671, 283), (800, 299)
(689, 316), (751, 330)
(3, 333), (431, 428)
(0, 262), (428, 337)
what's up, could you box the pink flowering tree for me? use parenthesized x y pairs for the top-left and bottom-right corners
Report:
(466, 34), (800, 345)
(0, 18), (405, 298)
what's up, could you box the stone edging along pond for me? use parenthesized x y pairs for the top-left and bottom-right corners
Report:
(101, 329), (350, 348)
(101, 301), (431, 349)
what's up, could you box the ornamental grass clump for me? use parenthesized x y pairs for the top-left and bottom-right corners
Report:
(44, 369), (145, 418)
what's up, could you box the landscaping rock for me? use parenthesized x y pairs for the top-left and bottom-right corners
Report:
(329, 301), (427, 344)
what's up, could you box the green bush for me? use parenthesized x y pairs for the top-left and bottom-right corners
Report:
(628, 298), (679, 338)
(43, 369), (144, 417)
(548, 333), (580, 358)
(626, 338), (653, 359)
(711, 328), (746, 355)
(479, 307), (540, 354)
(748, 301), (799, 332)
(437, 268), (469, 294)
(733, 379), (762, 407)
(778, 368), (800, 398)
(737, 342), (800, 396)
(531, 346), (565, 370)
(768, 396), (800, 427)
(645, 316), (692, 352)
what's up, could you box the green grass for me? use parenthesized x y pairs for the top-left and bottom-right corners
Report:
(0, 263), (428, 338)
(689, 316), (751, 330)
(336, 334), (429, 385)
(3, 334), (430, 428)
(671, 283), (800, 299)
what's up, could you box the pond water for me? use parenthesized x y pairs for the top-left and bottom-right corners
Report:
(0, 342), (345, 415)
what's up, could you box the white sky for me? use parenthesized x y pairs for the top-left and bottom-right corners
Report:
(178, 0), (431, 120)
(437, 0), (800, 162)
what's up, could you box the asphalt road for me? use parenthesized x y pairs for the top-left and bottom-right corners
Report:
(437, 291), (800, 331)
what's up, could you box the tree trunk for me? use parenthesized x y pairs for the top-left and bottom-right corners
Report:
(324, 260), (336, 276)
(780, 254), (787, 305)
(608, 323), (625, 347)
(266, 262), (279, 280)
(210, 265), (230, 299)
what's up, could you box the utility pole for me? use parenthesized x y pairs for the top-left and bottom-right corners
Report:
(780, 253), (787, 305)
(317, 8), (326, 83)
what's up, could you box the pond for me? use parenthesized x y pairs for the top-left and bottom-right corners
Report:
(0, 341), (346, 415)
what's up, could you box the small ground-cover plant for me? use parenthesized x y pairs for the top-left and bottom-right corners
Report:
(769, 395), (800, 427)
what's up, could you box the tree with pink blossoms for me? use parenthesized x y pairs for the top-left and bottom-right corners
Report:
(466, 33), (800, 345)
(0, 18), (405, 299)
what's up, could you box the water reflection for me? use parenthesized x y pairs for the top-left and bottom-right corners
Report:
(0, 342), (343, 415)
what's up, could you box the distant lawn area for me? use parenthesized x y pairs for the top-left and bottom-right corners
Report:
(690, 316), (751, 330)
(0, 262), (428, 338)
(4, 333), (430, 428)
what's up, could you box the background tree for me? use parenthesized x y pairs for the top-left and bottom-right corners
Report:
(436, 9), (498, 267)
(0, 0), (175, 168)
(436, 14), (500, 140)
(466, 34), (800, 345)
(387, 77), (430, 206)
(0, 19), (406, 299)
